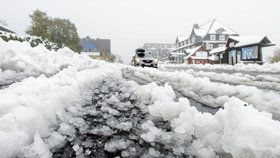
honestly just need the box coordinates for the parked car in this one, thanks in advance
[131,48,158,68]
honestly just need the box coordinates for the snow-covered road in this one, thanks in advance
[122,69,219,115]
[2,40,280,158]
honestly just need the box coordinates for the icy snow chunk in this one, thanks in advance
[171,111,195,135]
[72,144,84,157]
[106,95,120,104]
[106,117,133,131]
[149,98,190,121]
[189,139,216,158]
[45,131,66,150]
[150,83,176,102]
[21,132,52,158]
[117,122,133,131]
[104,139,131,152]
[148,148,161,157]
[57,122,76,138]
[89,125,115,136]
[216,97,280,158]
[100,106,120,116]
[141,120,162,142]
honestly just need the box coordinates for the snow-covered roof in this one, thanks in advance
[208,55,216,61]
[172,43,194,52]
[170,52,186,56]
[228,36,273,48]
[177,36,188,42]
[0,25,14,33]
[190,56,209,60]
[185,46,201,54]
[193,20,213,37]
[193,19,238,37]
[209,46,226,54]
[183,46,202,59]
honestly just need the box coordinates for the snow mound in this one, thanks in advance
[141,82,280,158]
[0,40,103,87]
[0,40,120,157]
[127,66,280,117]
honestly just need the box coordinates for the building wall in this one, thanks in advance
[80,37,111,55]
[93,39,111,55]
[143,43,174,60]
[81,37,98,52]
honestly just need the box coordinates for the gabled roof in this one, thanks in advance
[227,36,275,48]
[192,19,238,38]
[209,46,227,54]
[183,46,202,59]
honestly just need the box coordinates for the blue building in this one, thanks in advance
[80,36,111,55]
[81,36,99,52]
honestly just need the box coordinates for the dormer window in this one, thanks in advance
[210,35,216,41]
[219,35,226,41]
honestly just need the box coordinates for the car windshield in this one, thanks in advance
[137,52,153,58]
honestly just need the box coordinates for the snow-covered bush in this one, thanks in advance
[0,31,59,51]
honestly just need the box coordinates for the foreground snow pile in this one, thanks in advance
[0,40,121,157]
[1,39,280,158]
[139,83,280,158]
[162,63,280,74]
[127,67,280,118]
[0,39,100,87]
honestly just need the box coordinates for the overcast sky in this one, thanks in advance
[1,0,279,63]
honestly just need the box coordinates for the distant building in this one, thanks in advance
[172,19,275,65]
[183,45,212,64]
[142,43,175,61]
[173,19,239,54]
[210,36,275,65]
[80,36,111,55]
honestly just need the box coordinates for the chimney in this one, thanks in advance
[193,24,199,29]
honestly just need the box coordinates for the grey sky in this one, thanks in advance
[1,0,279,63]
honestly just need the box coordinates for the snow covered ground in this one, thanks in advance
[126,67,280,119]
[1,39,280,158]
[165,69,280,92]
[161,63,280,74]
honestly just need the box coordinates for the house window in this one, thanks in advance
[219,35,226,41]
[218,44,225,47]
[206,44,213,50]
[191,36,195,43]
[210,35,216,41]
